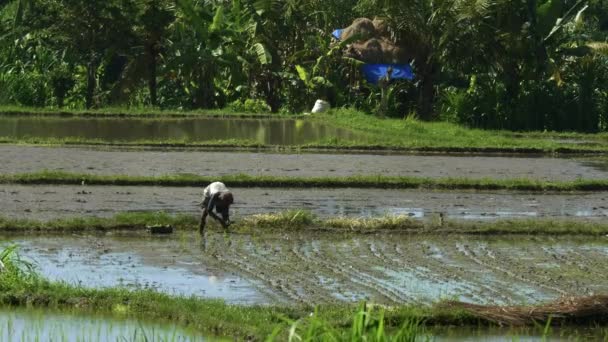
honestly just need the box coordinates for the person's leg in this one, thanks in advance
[199,208,208,234]
[214,192,233,229]
[199,196,211,234]
[206,193,227,227]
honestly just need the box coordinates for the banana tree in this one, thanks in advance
[169,0,237,108]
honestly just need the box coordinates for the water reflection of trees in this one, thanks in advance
[0,117,363,144]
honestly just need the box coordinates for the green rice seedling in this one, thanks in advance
[325,215,422,231]
[242,210,316,229]
[540,316,553,342]
[0,245,36,285]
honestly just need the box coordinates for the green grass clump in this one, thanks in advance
[267,304,428,342]
[3,170,608,191]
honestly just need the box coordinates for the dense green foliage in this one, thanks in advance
[1,0,607,131]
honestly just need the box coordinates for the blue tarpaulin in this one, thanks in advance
[332,29,344,40]
[362,64,414,84]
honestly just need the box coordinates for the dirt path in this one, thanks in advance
[2,145,607,180]
[5,232,607,305]
[2,185,608,221]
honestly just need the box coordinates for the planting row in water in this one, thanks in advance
[1,211,608,235]
[4,170,608,192]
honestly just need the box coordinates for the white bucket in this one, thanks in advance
[311,99,330,113]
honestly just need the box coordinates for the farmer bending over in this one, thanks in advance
[200,181,234,233]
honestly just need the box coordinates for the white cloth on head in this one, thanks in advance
[203,182,229,200]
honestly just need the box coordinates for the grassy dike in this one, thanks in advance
[1,107,607,154]
[3,170,608,191]
[2,211,608,235]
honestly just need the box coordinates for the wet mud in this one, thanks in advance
[3,232,607,306]
[2,185,608,221]
[2,146,608,181]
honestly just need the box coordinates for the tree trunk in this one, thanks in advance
[86,56,97,109]
[417,61,436,121]
[261,70,281,113]
[147,43,158,107]
[193,67,214,109]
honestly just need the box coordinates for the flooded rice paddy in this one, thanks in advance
[0,116,361,145]
[2,185,608,221]
[3,232,607,306]
[0,308,205,341]
[2,145,608,181]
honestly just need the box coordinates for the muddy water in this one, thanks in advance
[0,308,206,341]
[2,146,608,181]
[2,234,266,304]
[3,232,607,306]
[2,185,608,221]
[0,116,361,145]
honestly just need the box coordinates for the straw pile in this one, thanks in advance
[443,295,608,326]
[340,18,413,64]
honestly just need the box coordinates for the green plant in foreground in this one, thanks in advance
[267,304,428,342]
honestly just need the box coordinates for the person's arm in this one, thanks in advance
[208,211,228,228]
